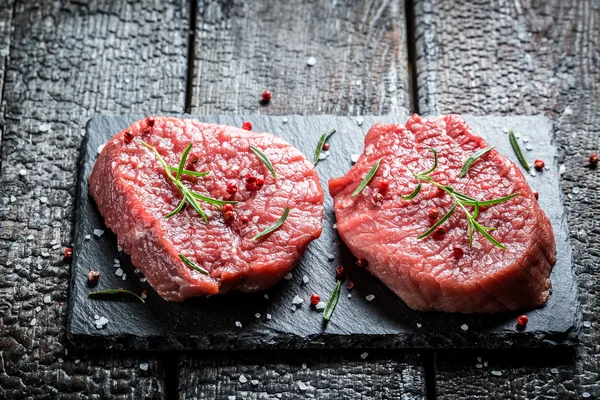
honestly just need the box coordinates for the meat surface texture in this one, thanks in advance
[329,114,556,313]
[89,117,324,301]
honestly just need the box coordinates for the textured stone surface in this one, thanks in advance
[70,114,577,352]
[178,350,425,399]
[0,1,188,398]
[414,0,598,398]
[191,0,410,116]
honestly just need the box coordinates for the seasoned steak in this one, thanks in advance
[89,117,323,301]
[329,114,555,313]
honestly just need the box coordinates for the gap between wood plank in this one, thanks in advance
[185,0,198,114]
[0,0,16,171]
[404,0,420,116]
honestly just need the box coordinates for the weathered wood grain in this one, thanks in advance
[414,0,599,398]
[179,350,426,399]
[0,0,14,147]
[0,0,189,398]
[191,0,411,116]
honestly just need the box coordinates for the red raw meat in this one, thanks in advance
[90,117,323,301]
[329,115,555,313]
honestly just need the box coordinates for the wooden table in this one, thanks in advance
[0,1,596,398]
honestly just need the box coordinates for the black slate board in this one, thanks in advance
[67,115,579,351]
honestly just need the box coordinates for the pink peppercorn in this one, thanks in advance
[262,90,272,102]
[534,159,545,171]
[355,258,368,268]
[242,122,252,131]
[310,294,320,305]
[428,207,439,220]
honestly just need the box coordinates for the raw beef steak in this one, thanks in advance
[89,117,324,301]
[329,114,556,313]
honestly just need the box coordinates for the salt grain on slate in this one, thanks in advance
[97,144,105,154]
[39,123,51,132]
[35,306,41,312]
[318,151,330,160]
[298,381,309,391]
[239,374,248,383]
[40,197,48,203]
[43,295,52,304]
[525,144,533,151]
[85,234,91,240]
[228,396,236,400]
[327,253,334,261]
[140,277,146,283]
[302,363,307,369]
[416,323,422,328]
[255,313,261,319]
[283,117,289,124]
[365,294,375,301]
[134,269,140,274]
[583,321,591,328]
[235,321,242,328]
[75,359,80,364]
[550,368,559,374]
[460,324,469,331]
[351,154,360,163]
[356,117,365,126]
[292,295,304,305]
[583,392,591,398]
[476,364,483,369]
[250,380,259,386]
[58,358,63,363]
[360,352,369,359]
[302,275,309,284]
[138,363,149,371]
[93,229,104,238]
[491,370,502,377]
[503,127,509,133]
[264,294,269,299]
[121,273,127,281]
[291,305,297,312]
[10,195,16,203]
[266,314,272,320]
[19,169,27,176]
[115,268,123,277]
[94,314,100,320]
[284,272,293,280]
[347,294,352,299]
[30,318,37,326]
[315,301,326,310]
[306,56,316,66]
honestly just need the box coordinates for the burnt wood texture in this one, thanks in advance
[0,1,189,398]
[414,0,598,398]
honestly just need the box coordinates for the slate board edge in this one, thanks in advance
[67,114,580,351]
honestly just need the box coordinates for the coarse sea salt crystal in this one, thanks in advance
[360,352,369,359]
[491,370,502,377]
[58,358,63,363]
[97,144,105,154]
[298,381,309,391]
[583,321,591,328]
[30,318,37,326]
[302,276,309,284]
[306,56,316,66]
[122,273,127,280]
[39,123,51,132]
[416,323,422,328]
[114,259,120,265]
[140,277,146,283]
[351,154,360,163]
[525,144,533,151]
[315,301,326,311]
[115,268,123,277]
[27,235,34,241]
[460,324,469,331]
[235,321,242,328]
[43,295,52,304]
[327,253,335,261]
[347,294,352,299]
[19,169,27,176]
[10,195,16,203]
[283,117,289,124]
[85,235,91,240]
[292,295,304,305]
[134,269,140,274]
[550,368,559,374]
[40,197,48,203]
[239,374,247,383]
[356,117,365,126]
[139,363,149,371]
[264,294,269,299]
[35,306,41,312]
[365,294,375,302]
[302,363,307,369]
[318,151,329,160]
[250,380,259,386]
[291,305,297,312]
[476,363,483,369]
[266,314,272,320]
[228,396,236,400]
[75,359,81,364]
[284,272,293,280]
[255,313,261,319]
[93,229,104,238]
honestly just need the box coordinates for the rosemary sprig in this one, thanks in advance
[322,280,341,322]
[509,130,530,172]
[89,289,145,303]
[460,146,495,178]
[250,145,277,180]
[167,166,210,177]
[142,141,233,222]
[401,148,519,249]
[313,128,336,165]
[251,207,290,242]
[178,254,208,275]
[351,158,382,198]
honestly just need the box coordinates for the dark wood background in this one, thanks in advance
[0,0,596,398]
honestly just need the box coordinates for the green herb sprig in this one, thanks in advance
[141,141,237,222]
[313,128,336,165]
[178,254,208,275]
[250,145,277,180]
[509,130,530,172]
[401,148,519,249]
[323,280,341,322]
[351,158,383,198]
[89,289,145,303]
[252,207,289,242]
[459,146,495,178]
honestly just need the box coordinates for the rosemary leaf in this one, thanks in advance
[176,142,194,180]
[460,192,520,207]
[322,280,342,322]
[459,146,495,178]
[183,189,208,223]
[252,207,290,242]
[473,220,506,249]
[351,158,382,198]
[141,141,176,181]
[401,180,422,200]
[313,128,336,165]
[167,166,210,177]
[189,192,238,206]
[509,129,530,171]
[417,203,457,239]
[421,148,439,175]
[165,197,186,218]
[250,145,277,180]
[89,289,145,303]
[178,254,209,275]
